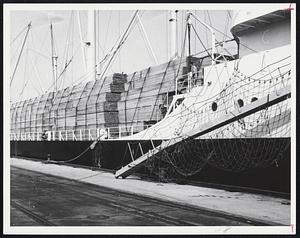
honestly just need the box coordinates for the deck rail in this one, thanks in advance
[10,124,152,141]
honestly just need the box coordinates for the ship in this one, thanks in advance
[10,6,293,192]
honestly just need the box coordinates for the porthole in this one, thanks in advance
[212,102,217,111]
[251,97,258,103]
[237,99,244,108]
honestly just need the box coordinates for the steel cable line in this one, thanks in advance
[118,10,121,72]
[92,10,143,80]
[194,12,259,54]
[166,11,168,60]
[27,29,46,94]
[132,14,190,142]
[103,10,112,52]
[190,23,213,60]
[45,38,88,92]
[58,11,75,90]
[10,24,28,46]
[10,22,31,87]
[19,48,29,100]
[98,10,139,80]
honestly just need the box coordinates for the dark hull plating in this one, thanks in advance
[10,138,291,193]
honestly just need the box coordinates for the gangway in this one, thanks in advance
[115,85,291,179]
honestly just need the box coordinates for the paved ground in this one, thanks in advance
[10,157,291,225]
[11,166,263,226]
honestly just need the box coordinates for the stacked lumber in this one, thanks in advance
[116,56,212,129]
[10,102,18,134]
[9,73,127,136]
[10,102,17,134]
[10,56,211,140]
[117,59,182,128]
[17,102,25,134]
[24,98,34,133]
[43,92,55,131]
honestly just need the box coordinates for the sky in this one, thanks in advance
[9,9,236,103]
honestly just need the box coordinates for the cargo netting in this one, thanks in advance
[142,57,291,180]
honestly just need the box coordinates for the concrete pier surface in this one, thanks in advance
[10,157,290,226]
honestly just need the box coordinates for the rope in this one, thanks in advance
[49,134,103,164]
[56,145,91,163]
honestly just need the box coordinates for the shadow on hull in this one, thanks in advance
[10,138,290,193]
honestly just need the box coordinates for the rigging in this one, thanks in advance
[10,22,31,87]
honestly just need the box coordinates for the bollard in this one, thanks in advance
[47,154,51,163]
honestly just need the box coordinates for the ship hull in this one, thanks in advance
[10,137,290,193]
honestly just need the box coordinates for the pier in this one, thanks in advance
[11,157,290,226]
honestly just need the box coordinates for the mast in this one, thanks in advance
[187,13,191,57]
[169,10,177,60]
[94,10,97,77]
[50,23,58,92]
[50,23,58,130]
[175,10,179,55]
[85,10,96,82]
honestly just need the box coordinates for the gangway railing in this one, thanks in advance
[175,69,204,95]
[115,85,291,179]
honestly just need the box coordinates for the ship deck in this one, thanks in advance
[9,157,291,227]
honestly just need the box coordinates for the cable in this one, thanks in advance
[175,16,188,81]
[204,11,209,47]
[137,16,155,64]
[194,12,258,54]
[118,10,121,72]
[103,10,112,52]
[166,10,168,60]
[191,24,213,60]
[194,10,197,54]
[99,10,139,80]
[10,24,28,46]
[223,13,229,43]
[10,22,31,87]
[19,48,29,100]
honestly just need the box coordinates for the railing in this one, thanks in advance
[176,70,204,95]
[10,124,153,141]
